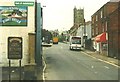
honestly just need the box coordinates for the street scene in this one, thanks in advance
[43,43,119,80]
[0,0,120,82]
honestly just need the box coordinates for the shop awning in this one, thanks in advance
[95,32,106,42]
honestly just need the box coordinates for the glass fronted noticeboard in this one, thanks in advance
[8,37,22,59]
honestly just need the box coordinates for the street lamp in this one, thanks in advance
[42,5,46,29]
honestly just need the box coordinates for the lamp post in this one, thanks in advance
[35,3,46,66]
[42,5,46,29]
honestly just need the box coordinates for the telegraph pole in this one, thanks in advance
[83,19,87,48]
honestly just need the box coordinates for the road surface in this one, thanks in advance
[43,43,118,80]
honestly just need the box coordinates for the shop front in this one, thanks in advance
[94,32,108,55]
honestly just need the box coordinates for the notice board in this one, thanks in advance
[8,37,22,59]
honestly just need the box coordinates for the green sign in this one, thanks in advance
[15,1,34,6]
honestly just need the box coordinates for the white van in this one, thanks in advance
[69,36,82,50]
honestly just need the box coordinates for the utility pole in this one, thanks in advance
[83,19,87,48]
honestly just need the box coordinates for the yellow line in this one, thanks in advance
[81,52,120,68]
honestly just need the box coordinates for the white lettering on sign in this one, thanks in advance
[2,18,21,24]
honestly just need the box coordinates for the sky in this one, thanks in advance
[10,0,111,31]
[38,0,110,31]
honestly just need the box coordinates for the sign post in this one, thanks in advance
[14,1,34,6]
[8,37,23,80]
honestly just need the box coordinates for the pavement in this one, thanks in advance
[1,66,43,81]
[83,49,120,67]
[62,42,119,67]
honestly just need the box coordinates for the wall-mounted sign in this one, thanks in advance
[8,37,22,59]
[0,6,27,26]
[15,1,34,6]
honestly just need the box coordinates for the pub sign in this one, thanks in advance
[0,6,27,26]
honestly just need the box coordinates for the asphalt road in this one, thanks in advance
[43,43,118,80]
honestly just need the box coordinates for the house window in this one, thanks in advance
[100,11,103,18]
[96,27,98,34]
[103,28,104,32]
[92,17,94,24]
[105,21,108,31]
[92,28,94,36]
[102,26,104,32]
[96,24,98,34]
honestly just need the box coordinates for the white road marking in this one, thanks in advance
[94,72,98,74]
[104,66,110,69]
[42,56,47,82]
[98,59,103,61]
[12,70,15,73]
[77,60,80,62]
[81,52,120,68]
[91,66,94,68]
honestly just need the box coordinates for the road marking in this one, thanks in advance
[61,47,63,49]
[104,66,110,69]
[94,72,98,74]
[12,70,15,73]
[81,52,120,68]
[91,66,94,68]
[77,60,80,62]
[98,59,103,61]
[42,56,47,82]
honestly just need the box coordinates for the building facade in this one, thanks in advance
[76,21,92,48]
[0,1,38,66]
[107,3,120,59]
[84,21,92,50]
[91,1,119,59]
[85,21,92,39]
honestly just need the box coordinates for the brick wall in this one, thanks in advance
[92,2,119,37]
[108,4,119,58]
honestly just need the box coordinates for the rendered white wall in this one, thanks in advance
[0,1,35,66]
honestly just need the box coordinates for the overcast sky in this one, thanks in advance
[12,0,111,31]
[38,0,110,31]
[5,0,119,31]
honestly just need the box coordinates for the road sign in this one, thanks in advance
[8,37,22,59]
[14,1,34,6]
